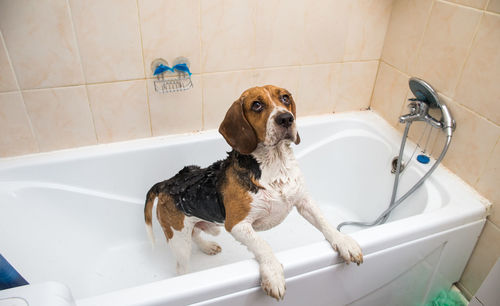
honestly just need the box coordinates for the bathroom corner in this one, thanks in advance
[370,0,500,299]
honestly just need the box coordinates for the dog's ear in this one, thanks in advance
[219,100,258,154]
[289,95,301,145]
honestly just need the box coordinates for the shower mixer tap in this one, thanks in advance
[399,100,442,128]
[399,78,456,137]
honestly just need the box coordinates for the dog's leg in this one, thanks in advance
[166,221,195,275]
[195,220,221,236]
[192,225,222,255]
[230,222,285,301]
[295,197,363,265]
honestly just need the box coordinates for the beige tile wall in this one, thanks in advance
[0,0,393,157]
[374,0,500,298]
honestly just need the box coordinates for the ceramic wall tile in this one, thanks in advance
[381,0,433,72]
[475,140,500,226]
[23,86,96,151]
[201,0,255,73]
[487,0,500,13]
[0,0,84,89]
[0,33,17,92]
[344,0,393,61]
[410,1,482,97]
[255,0,304,68]
[302,0,350,64]
[440,99,500,186]
[336,61,379,112]
[0,92,38,156]
[371,62,409,125]
[455,13,500,125]
[70,0,144,83]
[87,80,150,143]
[139,0,200,77]
[297,64,342,116]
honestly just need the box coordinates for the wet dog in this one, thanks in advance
[144,85,363,300]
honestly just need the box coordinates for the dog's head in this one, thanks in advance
[219,85,300,154]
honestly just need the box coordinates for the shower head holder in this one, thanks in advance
[409,77,441,109]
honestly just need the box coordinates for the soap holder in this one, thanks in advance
[152,57,193,94]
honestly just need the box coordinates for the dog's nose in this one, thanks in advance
[275,112,294,128]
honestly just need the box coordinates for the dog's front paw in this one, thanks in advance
[331,234,363,265]
[260,261,286,301]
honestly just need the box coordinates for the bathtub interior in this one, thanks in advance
[0,113,449,299]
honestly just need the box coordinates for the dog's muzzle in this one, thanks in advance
[274,112,297,142]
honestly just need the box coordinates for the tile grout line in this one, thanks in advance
[65,0,99,144]
[0,29,40,153]
[135,0,153,137]
[485,0,492,11]
[367,60,382,111]
[380,59,411,78]
[451,10,484,99]
[439,0,500,15]
[484,9,500,17]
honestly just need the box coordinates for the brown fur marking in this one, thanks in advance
[250,175,265,190]
[219,100,258,154]
[144,191,155,226]
[156,193,185,240]
[221,166,253,232]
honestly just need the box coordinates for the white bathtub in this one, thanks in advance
[0,111,488,306]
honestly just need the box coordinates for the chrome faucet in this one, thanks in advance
[399,78,456,137]
[399,99,442,128]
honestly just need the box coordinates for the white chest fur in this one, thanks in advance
[249,142,305,231]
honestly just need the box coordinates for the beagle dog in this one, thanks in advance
[144,85,363,300]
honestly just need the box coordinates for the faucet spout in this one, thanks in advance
[399,113,420,124]
[399,100,429,124]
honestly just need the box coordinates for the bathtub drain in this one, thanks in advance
[391,157,405,174]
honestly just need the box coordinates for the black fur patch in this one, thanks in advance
[151,150,261,224]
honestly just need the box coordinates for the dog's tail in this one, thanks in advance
[144,183,161,248]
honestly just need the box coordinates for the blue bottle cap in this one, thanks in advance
[417,154,430,164]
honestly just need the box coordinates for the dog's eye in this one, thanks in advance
[280,95,290,106]
[252,101,264,112]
